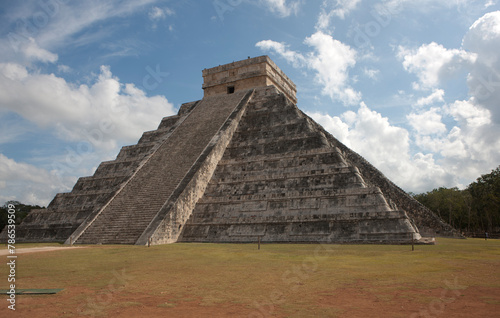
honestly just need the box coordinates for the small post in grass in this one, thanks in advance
[411,233,415,251]
[258,236,261,250]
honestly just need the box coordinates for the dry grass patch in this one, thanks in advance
[0,239,498,317]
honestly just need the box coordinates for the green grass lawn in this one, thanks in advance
[1,239,499,317]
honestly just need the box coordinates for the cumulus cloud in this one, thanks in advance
[255,40,306,67]
[257,31,361,105]
[0,63,176,149]
[407,108,447,135]
[462,10,500,123]
[398,42,476,90]
[346,103,410,171]
[0,154,73,206]
[396,11,500,185]
[415,89,445,107]
[445,99,492,128]
[305,31,361,105]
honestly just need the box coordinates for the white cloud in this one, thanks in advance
[0,154,72,206]
[20,37,58,63]
[408,152,453,192]
[0,1,176,206]
[415,89,445,107]
[416,126,476,161]
[330,0,362,19]
[0,63,28,81]
[411,98,497,183]
[485,1,495,9]
[255,40,306,67]
[304,31,361,105]
[462,10,500,123]
[445,99,491,128]
[363,68,380,80]
[260,0,300,17]
[398,42,476,90]
[348,103,410,168]
[395,11,500,186]
[0,63,176,150]
[257,31,361,105]
[317,0,362,30]
[407,108,447,135]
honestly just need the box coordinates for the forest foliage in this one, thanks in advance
[413,166,500,233]
[0,201,44,232]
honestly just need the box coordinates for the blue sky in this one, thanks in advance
[1,0,499,206]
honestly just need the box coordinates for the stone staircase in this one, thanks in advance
[74,90,253,244]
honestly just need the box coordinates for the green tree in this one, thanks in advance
[0,201,44,232]
[468,166,500,232]
[414,187,469,230]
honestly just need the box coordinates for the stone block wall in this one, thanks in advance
[202,56,297,104]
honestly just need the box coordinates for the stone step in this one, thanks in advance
[218,147,346,165]
[211,166,361,184]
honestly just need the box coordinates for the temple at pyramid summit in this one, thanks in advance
[3,56,460,245]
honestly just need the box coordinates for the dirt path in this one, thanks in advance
[6,283,498,317]
[0,246,84,256]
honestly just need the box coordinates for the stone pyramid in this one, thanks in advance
[7,56,458,245]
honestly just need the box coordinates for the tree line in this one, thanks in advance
[413,166,500,234]
[0,201,44,232]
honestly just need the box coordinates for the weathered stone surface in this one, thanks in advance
[178,86,423,243]
[3,55,460,245]
[203,56,297,104]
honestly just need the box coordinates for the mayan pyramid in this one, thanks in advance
[5,56,458,245]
